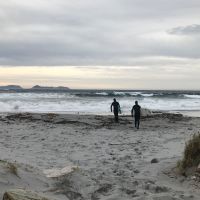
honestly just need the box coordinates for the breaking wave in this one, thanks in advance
[0,90,200,114]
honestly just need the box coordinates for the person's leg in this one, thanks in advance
[114,111,118,122]
[116,115,118,122]
[135,116,140,129]
[116,112,118,122]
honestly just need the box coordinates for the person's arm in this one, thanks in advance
[110,103,113,112]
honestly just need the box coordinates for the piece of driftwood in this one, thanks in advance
[3,189,49,200]
[43,166,78,178]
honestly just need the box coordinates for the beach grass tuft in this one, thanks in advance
[7,162,18,176]
[178,132,200,173]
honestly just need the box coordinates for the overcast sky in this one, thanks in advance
[0,0,200,89]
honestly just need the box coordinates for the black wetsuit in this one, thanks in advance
[111,101,120,122]
[132,105,141,129]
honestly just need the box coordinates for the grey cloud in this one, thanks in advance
[0,0,200,66]
[168,24,200,35]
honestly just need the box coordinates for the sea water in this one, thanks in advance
[0,90,200,116]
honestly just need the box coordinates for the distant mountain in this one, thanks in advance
[0,85,70,92]
[0,85,23,90]
[31,85,70,90]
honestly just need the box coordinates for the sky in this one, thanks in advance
[0,0,200,89]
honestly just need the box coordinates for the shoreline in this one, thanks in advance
[0,112,200,199]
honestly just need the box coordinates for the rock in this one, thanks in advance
[121,188,137,197]
[144,182,150,190]
[191,175,197,180]
[91,184,113,200]
[151,158,159,164]
[154,185,169,193]
[3,189,49,200]
[134,169,140,174]
[196,163,200,173]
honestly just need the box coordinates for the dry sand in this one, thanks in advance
[0,112,200,200]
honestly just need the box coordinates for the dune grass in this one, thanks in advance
[0,160,18,176]
[7,162,18,176]
[177,133,200,173]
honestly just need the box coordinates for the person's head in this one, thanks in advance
[113,98,116,102]
[135,101,138,105]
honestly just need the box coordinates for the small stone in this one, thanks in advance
[151,158,159,163]
[196,163,200,173]
[134,169,140,174]
[154,185,169,193]
[133,180,139,186]
[191,176,196,180]
[144,183,150,190]
[179,177,185,183]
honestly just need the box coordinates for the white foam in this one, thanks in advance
[113,91,126,96]
[184,94,200,99]
[0,92,200,114]
[140,93,154,97]
[95,92,108,96]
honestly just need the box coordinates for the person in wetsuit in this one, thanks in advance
[111,98,121,122]
[131,101,141,129]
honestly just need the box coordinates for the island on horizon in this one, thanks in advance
[0,85,70,92]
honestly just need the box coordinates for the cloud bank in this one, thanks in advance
[0,0,200,66]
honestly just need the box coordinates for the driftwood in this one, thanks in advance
[3,189,49,200]
[43,166,78,178]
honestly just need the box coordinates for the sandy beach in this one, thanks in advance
[0,112,200,200]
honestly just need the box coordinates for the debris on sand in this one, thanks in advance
[3,189,49,200]
[43,166,78,178]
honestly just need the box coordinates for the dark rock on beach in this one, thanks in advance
[151,158,159,164]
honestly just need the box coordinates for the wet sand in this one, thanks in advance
[0,112,200,200]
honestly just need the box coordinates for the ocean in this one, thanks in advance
[0,90,200,116]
